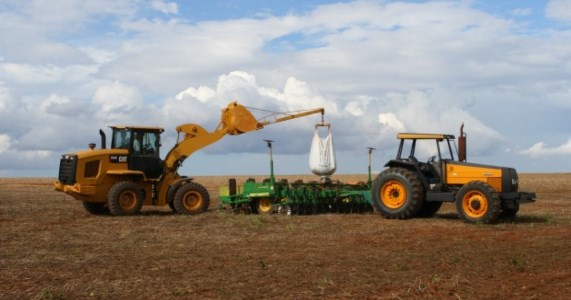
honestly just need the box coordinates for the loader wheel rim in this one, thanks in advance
[462,191,488,218]
[381,180,407,209]
[182,191,203,211]
[258,198,272,213]
[119,190,137,210]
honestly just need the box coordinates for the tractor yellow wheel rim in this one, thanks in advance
[381,180,406,209]
[462,191,488,219]
[182,191,203,211]
[119,190,137,210]
[258,198,273,213]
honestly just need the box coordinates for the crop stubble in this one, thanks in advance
[0,174,570,299]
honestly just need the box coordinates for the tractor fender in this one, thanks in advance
[166,176,192,204]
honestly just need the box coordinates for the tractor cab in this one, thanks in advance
[389,133,460,185]
[110,126,165,179]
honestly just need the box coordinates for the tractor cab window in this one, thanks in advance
[112,129,132,149]
[438,139,455,161]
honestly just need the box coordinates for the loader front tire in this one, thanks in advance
[173,182,210,215]
[108,182,144,216]
[372,167,424,219]
[456,181,501,224]
[82,201,109,215]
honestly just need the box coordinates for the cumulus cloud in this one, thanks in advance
[92,81,144,121]
[521,140,571,157]
[1,1,571,175]
[151,1,179,14]
[0,134,11,153]
[546,0,571,23]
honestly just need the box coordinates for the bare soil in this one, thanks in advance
[1,174,570,299]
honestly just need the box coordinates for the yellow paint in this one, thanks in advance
[446,162,503,192]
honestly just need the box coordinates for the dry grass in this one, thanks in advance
[0,174,570,299]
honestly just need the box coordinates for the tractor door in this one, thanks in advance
[129,130,164,179]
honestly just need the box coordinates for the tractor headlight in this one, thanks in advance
[512,178,518,186]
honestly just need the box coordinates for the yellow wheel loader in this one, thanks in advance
[54,101,324,216]
[371,125,536,224]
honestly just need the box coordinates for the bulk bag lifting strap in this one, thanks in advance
[309,124,336,176]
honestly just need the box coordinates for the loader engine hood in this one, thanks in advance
[57,148,128,185]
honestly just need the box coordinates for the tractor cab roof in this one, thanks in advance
[110,125,164,133]
[397,133,455,140]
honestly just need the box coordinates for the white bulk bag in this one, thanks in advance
[309,125,336,176]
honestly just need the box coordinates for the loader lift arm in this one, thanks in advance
[163,101,324,171]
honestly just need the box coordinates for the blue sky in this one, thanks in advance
[0,0,570,177]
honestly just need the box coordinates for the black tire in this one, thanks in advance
[108,181,145,216]
[371,168,425,219]
[415,201,443,218]
[499,204,520,220]
[173,182,210,215]
[82,201,109,215]
[456,181,501,224]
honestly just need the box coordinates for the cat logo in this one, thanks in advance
[109,155,128,163]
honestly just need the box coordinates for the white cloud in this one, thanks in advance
[92,81,143,121]
[378,112,406,132]
[344,101,365,116]
[1,1,571,175]
[151,1,179,14]
[0,134,11,153]
[521,139,571,157]
[546,0,571,23]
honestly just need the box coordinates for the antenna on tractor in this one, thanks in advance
[264,139,275,185]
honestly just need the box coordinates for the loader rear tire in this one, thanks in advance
[173,182,210,215]
[372,167,424,219]
[456,181,501,224]
[82,201,109,215]
[108,181,144,216]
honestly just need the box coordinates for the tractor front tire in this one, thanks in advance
[108,181,145,216]
[173,182,210,215]
[83,201,110,215]
[372,167,424,219]
[456,181,501,224]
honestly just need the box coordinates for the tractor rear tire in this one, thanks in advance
[371,167,424,219]
[108,181,145,216]
[82,201,109,215]
[456,181,501,224]
[173,182,210,215]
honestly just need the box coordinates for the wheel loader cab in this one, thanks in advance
[110,126,165,179]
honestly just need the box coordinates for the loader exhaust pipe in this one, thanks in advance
[458,123,466,162]
[99,129,106,149]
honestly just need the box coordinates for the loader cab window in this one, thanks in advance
[131,131,160,156]
[112,129,132,149]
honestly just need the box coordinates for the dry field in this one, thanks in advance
[1,174,570,299]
